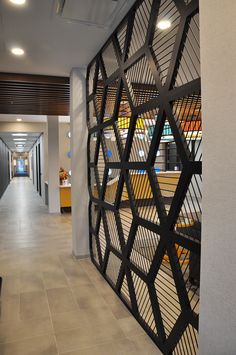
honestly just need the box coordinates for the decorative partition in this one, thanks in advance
[87,0,201,353]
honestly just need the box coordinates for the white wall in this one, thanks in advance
[47,116,60,213]
[199,1,236,354]
[39,134,45,200]
[59,123,71,172]
[70,68,89,257]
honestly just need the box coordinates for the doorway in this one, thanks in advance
[14,156,29,177]
[16,158,27,175]
[37,143,42,196]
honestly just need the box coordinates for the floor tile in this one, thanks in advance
[0,334,58,355]
[20,291,50,320]
[55,323,125,354]
[1,274,21,296]
[71,284,108,310]
[108,299,131,320]
[47,287,78,314]
[129,333,162,354]
[0,316,53,344]
[51,310,88,333]
[20,271,44,293]
[62,338,141,355]
[0,178,158,355]
[43,270,68,289]
[0,294,20,323]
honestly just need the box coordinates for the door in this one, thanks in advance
[36,145,39,192]
[38,143,41,196]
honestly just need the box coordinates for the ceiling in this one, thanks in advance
[0,131,41,152]
[0,73,70,115]
[0,0,136,76]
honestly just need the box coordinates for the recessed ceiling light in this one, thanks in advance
[9,0,26,5]
[157,20,171,30]
[16,144,24,147]
[11,47,24,56]
[13,138,27,141]
[16,118,22,121]
[12,133,28,136]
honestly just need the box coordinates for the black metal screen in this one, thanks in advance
[86,0,201,353]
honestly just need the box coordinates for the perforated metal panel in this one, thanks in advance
[87,0,201,353]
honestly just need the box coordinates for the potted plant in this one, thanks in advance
[59,167,69,185]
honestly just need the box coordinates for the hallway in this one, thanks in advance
[0,178,159,355]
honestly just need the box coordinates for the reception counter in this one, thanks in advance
[45,181,71,211]
[59,183,71,209]
[94,171,181,204]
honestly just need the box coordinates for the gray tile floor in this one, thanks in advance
[0,178,161,355]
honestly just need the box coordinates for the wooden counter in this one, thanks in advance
[94,171,181,203]
[60,184,71,208]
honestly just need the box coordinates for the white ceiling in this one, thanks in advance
[0,114,70,122]
[0,131,41,152]
[0,0,136,76]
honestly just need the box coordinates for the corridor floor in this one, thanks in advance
[0,178,160,355]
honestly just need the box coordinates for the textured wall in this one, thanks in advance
[199,0,236,354]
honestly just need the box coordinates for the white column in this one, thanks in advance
[70,68,89,258]
[47,116,60,213]
[199,1,236,354]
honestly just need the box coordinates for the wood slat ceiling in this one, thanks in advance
[0,73,70,116]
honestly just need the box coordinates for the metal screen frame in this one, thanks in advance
[86,0,201,353]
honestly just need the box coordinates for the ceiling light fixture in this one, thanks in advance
[13,138,27,141]
[9,0,26,5]
[16,118,22,121]
[157,20,171,30]
[11,47,24,56]
[12,133,28,136]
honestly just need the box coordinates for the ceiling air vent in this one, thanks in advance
[56,0,127,28]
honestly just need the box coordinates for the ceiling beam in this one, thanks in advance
[0,72,69,85]
[0,73,70,115]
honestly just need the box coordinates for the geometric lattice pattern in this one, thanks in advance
[87,0,201,353]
